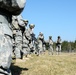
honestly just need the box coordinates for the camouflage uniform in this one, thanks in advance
[12,15,28,59]
[12,16,19,58]
[56,36,62,55]
[12,16,21,59]
[48,36,53,55]
[28,24,35,54]
[42,44,46,54]
[37,32,44,55]
[22,20,31,55]
[0,0,26,74]
[33,36,38,54]
[22,24,35,58]
[0,20,12,75]
[14,28,22,59]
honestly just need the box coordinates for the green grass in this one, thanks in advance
[11,52,76,75]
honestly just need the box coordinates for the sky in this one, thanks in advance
[22,0,76,42]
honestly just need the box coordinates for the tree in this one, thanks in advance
[61,41,69,52]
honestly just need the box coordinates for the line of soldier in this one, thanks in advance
[0,10,62,75]
[48,36,62,55]
[12,15,47,60]
[0,0,62,74]
[12,16,62,59]
[12,15,36,61]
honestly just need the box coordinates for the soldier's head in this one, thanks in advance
[39,32,43,36]
[29,24,35,29]
[49,36,52,39]
[58,36,60,39]
[23,20,29,26]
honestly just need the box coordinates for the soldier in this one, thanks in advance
[56,36,62,55]
[0,0,26,75]
[37,32,44,56]
[30,33,37,53]
[28,24,35,54]
[22,20,30,57]
[48,36,53,55]
[23,28,31,58]
[12,16,18,60]
[23,24,35,58]
[12,15,28,60]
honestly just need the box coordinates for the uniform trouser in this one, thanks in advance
[43,46,46,52]
[14,35,22,59]
[38,45,43,55]
[14,42,22,59]
[56,45,61,55]
[48,45,53,55]
[0,34,12,75]
[34,44,38,54]
[22,46,30,55]
[29,42,34,53]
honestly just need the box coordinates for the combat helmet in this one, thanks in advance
[58,36,60,38]
[39,32,43,36]
[22,19,29,26]
[49,36,52,39]
[29,24,35,29]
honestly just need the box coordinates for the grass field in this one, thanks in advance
[11,52,76,75]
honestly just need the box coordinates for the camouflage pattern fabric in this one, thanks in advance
[48,38,53,55]
[56,36,62,55]
[37,33,44,55]
[0,24,12,75]
[14,30,22,58]
[26,26,35,53]
[0,0,26,74]
[22,32,30,55]
[22,29,31,55]
[43,44,46,53]
[0,0,26,15]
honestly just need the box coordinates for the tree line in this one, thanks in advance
[46,40,76,52]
